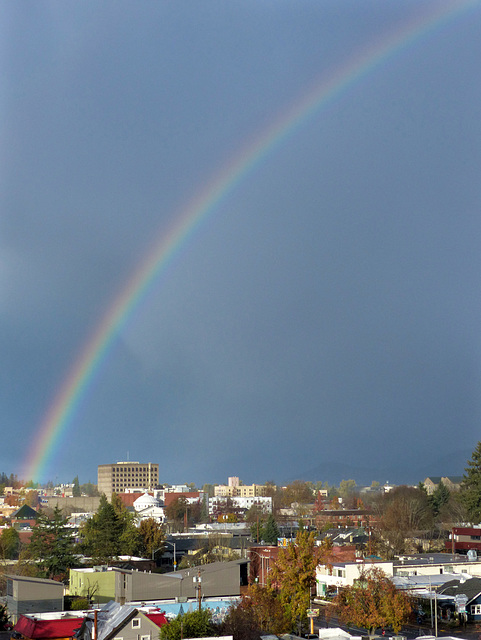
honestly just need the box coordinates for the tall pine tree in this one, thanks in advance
[79,494,124,563]
[461,441,481,522]
[262,515,280,545]
[28,506,76,579]
[72,476,81,497]
[79,494,142,562]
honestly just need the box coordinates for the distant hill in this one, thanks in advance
[286,447,472,487]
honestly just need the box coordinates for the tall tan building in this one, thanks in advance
[98,462,159,499]
[214,482,266,498]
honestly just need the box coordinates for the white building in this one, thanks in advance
[209,495,272,515]
[133,493,165,524]
[316,553,481,597]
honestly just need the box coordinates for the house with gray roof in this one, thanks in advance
[438,576,481,621]
[75,601,168,640]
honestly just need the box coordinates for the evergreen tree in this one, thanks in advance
[429,480,451,518]
[72,476,81,497]
[111,493,141,555]
[28,506,76,579]
[460,441,481,522]
[200,494,209,523]
[79,494,142,561]
[79,494,124,563]
[262,514,280,545]
[0,527,20,559]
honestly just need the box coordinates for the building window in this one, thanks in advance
[471,605,481,616]
[140,636,150,640]
[132,619,141,629]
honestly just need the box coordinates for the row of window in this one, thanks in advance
[112,482,152,488]
[111,466,157,473]
[113,472,157,476]
[113,474,154,478]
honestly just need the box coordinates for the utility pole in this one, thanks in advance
[194,569,202,611]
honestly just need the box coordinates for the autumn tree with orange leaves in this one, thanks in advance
[268,530,332,631]
[222,584,291,639]
[331,567,411,636]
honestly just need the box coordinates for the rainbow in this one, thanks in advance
[22,0,478,483]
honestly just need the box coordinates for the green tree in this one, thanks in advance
[461,441,481,522]
[79,494,124,563]
[80,494,142,561]
[261,514,280,545]
[429,480,451,518]
[202,484,215,498]
[80,482,99,497]
[268,530,330,631]
[200,494,210,523]
[111,493,141,555]
[72,476,81,497]
[27,506,76,579]
[70,598,90,610]
[138,518,165,559]
[0,527,20,559]
[160,609,217,640]
[331,568,411,636]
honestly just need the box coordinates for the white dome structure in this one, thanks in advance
[133,492,159,510]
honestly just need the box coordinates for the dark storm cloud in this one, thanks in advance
[1,1,481,485]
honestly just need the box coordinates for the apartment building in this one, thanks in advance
[209,495,272,515]
[214,482,266,498]
[98,462,159,499]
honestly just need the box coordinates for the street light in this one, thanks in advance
[152,546,163,561]
[164,540,177,571]
[249,550,269,586]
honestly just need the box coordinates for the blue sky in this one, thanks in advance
[2,1,481,487]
